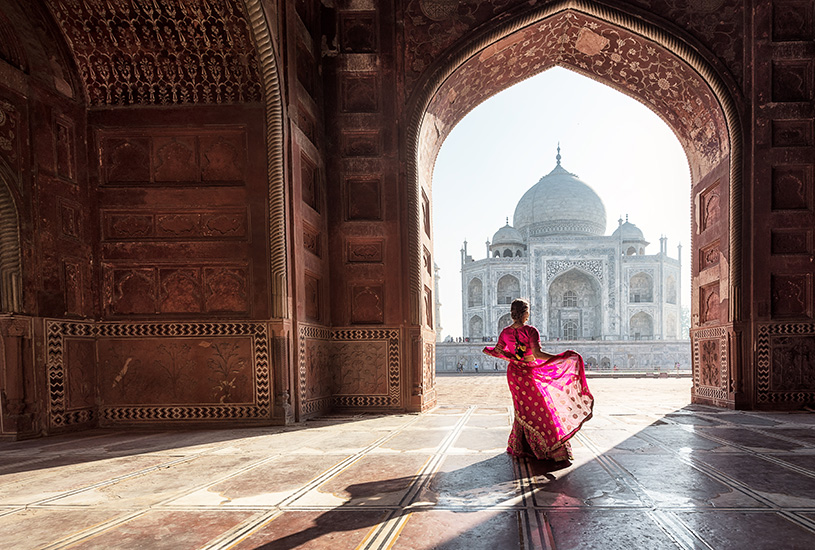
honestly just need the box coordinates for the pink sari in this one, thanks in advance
[484,325,594,461]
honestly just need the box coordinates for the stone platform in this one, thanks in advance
[1,378,814,549]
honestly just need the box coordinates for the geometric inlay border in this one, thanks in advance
[46,320,270,428]
[691,325,729,401]
[756,322,815,404]
[332,328,401,409]
[298,325,402,414]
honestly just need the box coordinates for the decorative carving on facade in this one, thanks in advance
[351,285,384,324]
[347,178,382,220]
[340,11,377,53]
[332,328,401,409]
[46,320,270,428]
[45,0,262,106]
[55,118,75,181]
[347,240,383,263]
[757,323,815,404]
[341,131,380,157]
[304,273,320,321]
[771,274,811,318]
[691,326,728,402]
[303,225,321,258]
[0,99,19,174]
[63,259,84,316]
[700,182,721,232]
[546,259,603,282]
[101,131,247,185]
[341,75,378,113]
[771,230,810,256]
[771,166,811,211]
[772,119,813,148]
[700,283,720,324]
[103,264,249,317]
[699,241,720,270]
[772,61,813,102]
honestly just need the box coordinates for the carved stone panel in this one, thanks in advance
[772,1,815,41]
[299,326,333,416]
[98,337,253,407]
[200,135,245,181]
[304,273,321,321]
[771,230,811,255]
[771,166,812,210]
[331,329,401,409]
[303,224,321,258]
[772,61,813,102]
[757,323,815,405]
[59,199,80,240]
[101,131,247,186]
[63,260,84,316]
[203,267,249,313]
[700,283,720,324]
[700,182,721,232]
[105,138,151,183]
[65,338,95,409]
[107,268,158,315]
[347,178,382,221]
[47,321,269,428]
[348,239,383,263]
[699,339,721,388]
[699,241,720,271]
[772,120,813,147]
[301,153,319,212]
[55,118,75,181]
[103,209,248,241]
[333,341,389,395]
[340,12,377,53]
[154,137,198,182]
[341,75,378,113]
[351,285,384,324]
[771,274,811,318]
[341,131,380,157]
[160,269,203,314]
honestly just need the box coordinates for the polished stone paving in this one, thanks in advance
[2,377,815,549]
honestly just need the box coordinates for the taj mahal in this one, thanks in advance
[436,149,691,372]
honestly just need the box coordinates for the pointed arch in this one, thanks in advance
[0,162,22,313]
[405,0,743,328]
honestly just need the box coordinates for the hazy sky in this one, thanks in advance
[432,66,691,338]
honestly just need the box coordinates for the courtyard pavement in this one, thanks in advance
[1,377,815,549]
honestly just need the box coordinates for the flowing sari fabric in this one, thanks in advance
[484,325,594,461]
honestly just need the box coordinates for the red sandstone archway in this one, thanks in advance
[405,0,743,410]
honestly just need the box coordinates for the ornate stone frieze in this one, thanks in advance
[45,0,262,106]
[546,259,604,282]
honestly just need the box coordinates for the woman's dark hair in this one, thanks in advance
[510,299,529,322]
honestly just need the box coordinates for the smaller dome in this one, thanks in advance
[612,219,645,242]
[492,220,524,245]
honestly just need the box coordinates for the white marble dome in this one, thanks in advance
[492,221,523,245]
[612,219,645,242]
[513,160,607,237]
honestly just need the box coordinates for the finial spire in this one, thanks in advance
[506,216,509,225]
[556,142,561,166]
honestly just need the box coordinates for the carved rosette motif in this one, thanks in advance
[46,321,270,428]
[757,323,815,404]
[45,0,262,106]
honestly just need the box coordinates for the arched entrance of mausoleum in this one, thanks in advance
[406,1,744,409]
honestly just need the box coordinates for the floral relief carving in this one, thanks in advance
[422,11,729,184]
[699,338,720,387]
[45,0,262,106]
[334,341,388,395]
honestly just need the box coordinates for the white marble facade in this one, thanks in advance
[458,152,684,346]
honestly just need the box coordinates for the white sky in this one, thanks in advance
[432,67,691,339]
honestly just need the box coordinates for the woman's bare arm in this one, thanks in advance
[532,347,555,361]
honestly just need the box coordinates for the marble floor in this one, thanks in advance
[2,377,815,549]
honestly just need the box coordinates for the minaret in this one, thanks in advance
[434,263,443,342]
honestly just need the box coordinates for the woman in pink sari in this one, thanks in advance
[484,299,593,462]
